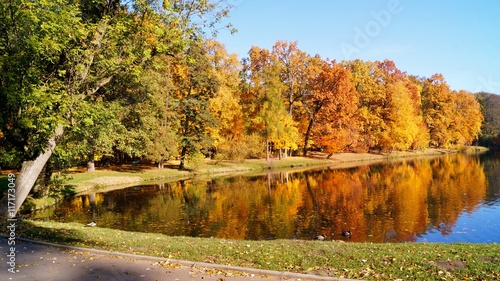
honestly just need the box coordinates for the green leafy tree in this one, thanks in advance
[243,46,298,161]
[174,41,219,169]
[344,60,386,151]
[0,0,89,216]
[0,0,234,216]
[61,99,124,172]
[477,92,500,146]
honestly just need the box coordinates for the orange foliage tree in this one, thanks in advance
[303,59,359,155]
[237,42,483,157]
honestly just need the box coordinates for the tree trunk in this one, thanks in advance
[0,126,63,217]
[303,116,315,156]
[265,136,270,162]
[87,160,95,173]
[43,160,54,188]
[179,146,187,170]
[303,102,323,157]
[87,148,95,172]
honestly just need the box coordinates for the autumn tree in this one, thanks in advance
[421,74,456,148]
[242,46,298,161]
[375,60,429,151]
[344,60,386,151]
[304,59,359,155]
[272,41,311,116]
[0,0,234,216]
[344,60,430,152]
[205,39,248,160]
[451,90,483,146]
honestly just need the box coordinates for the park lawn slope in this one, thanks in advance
[3,220,499,281]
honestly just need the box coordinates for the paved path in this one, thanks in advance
[0,238,360,281]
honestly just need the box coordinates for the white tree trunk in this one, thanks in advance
[87,160,95,172]
[0,126,63,217]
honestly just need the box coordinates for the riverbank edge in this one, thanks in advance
[67,146,489,193]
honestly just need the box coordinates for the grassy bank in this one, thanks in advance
[61,156,336,194]
[3,220,499,281]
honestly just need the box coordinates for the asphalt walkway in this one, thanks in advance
[0,237,361,281]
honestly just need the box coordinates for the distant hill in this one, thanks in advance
[477,92,500,146]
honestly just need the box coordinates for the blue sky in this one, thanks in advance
[214,0,500,93]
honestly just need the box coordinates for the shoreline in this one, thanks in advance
[2,146,489,212]
[69,146,489,194]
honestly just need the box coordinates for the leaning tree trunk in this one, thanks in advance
[303,102,323,156]
[0,126,63,217]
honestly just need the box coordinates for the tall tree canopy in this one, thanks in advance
[0,0,234,216]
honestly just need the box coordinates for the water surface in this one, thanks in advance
[36,152,500,243]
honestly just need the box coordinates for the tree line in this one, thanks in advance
[240,42,483,159]
[0,0,490,214]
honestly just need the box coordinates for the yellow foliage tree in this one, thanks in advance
[205,39,247,160]
[451,90,483,146]
[422,74,458,148]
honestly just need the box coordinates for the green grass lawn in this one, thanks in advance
[3,220,499,281]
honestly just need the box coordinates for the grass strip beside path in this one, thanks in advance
[3,220,499,281]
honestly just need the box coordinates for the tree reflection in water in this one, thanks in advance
[44,153,497,243]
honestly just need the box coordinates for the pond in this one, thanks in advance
[34,152,500,243]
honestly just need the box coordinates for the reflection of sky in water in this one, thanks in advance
[417,205,500,243]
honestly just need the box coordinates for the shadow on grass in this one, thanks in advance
[0,223,158,281]
[64,164,158,175]
[1,220,83,244]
